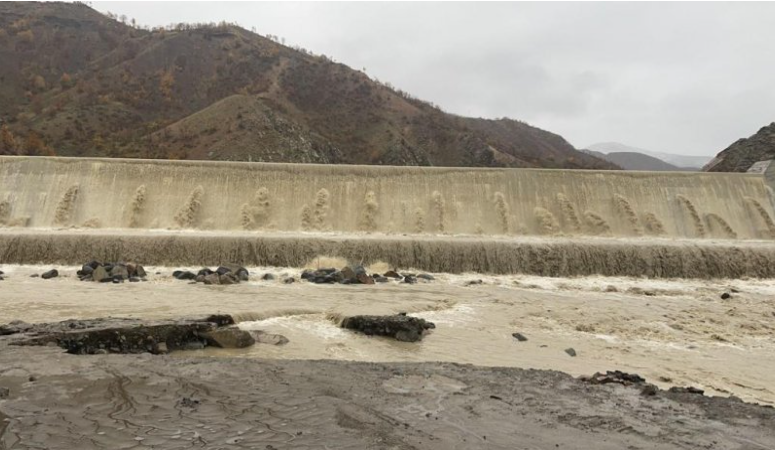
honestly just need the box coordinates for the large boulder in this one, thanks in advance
[204,327,255,348]
[41,269,59,280]
[340,266,356,282]
[6,315,242,354]
[92,265,110,282]
[340,314,435,342]
[173,270,197,280]
[251,330,289,345]
[219,273,239,285]
[203,273,221,285]
[110,265,129,281]
[356,273,375,285]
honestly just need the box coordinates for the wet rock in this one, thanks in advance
[564,348,577,357]
[721,292,731,300]
[312,271,338,284]
[216,266,232,276]
[283,277,296,284]
[604,285,618,293]
[203,273,221,285]
[219,273,239,285]
[195,274,206,283]
[403,275,417,284]
[80,265,94,276]
[374,276,389,283]
[236,268,249,281]
[356,273,375,285]
[92,265,110,282]
[203,314,236,326]
[0,387,8,398]
[261,273,276,281]
[466,279,483,286]
[0,320,33,336]
[9,316,239,355]
[340,314,435,342]
[29,274,39,278]
[383,270,402,279]
[112,276,123,284]
[586,370,645,385]
[204,327,255,348]
[301,270,314,280]
[417,273,435,281]
[512,332,528,342]
[251,330,290,345]
[174,270,197,280]
[641,385,658,396]
[668,386,705,395]
[85,260,101,270]
[197,268,214,277]
[110,265,129,280]
[129,277,140,283]
[340,266,356,281]
[178,397,201,409]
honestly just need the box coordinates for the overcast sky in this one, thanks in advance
[93,2,775,157]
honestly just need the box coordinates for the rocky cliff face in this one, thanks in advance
[705,123,775,172]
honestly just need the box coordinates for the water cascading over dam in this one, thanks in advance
[2,156,775,277]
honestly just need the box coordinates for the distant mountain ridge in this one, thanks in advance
[587,142,710,170]
[582,149,686,171]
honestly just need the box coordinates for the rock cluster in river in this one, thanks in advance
[173,265,249,285]
[3,315,260,354]
[77,261,147,283]
[340,314,436,342]
[301,266,434,285]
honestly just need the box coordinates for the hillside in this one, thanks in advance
[582,149,686,171]
[587,142,709,170]
[704,123,775,172]
[0,2,617,170]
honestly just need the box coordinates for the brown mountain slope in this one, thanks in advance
[704,123,775,172]
[0,2,618,169]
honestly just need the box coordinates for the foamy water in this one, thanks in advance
[3,156,775,239]
[1,264,774,405]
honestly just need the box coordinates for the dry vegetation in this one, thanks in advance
[0,2,618,170]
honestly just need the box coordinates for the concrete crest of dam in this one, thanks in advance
[3,156,775,278]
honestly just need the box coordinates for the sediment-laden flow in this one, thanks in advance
[1,156,774,239]
[3,230,775,279]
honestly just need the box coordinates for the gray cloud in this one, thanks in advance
[93,2,775,156]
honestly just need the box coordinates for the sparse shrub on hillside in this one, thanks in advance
[0,125,18,155]
[16,29,34,43]
[59,73,73,88]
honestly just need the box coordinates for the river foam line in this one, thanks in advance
[3,231,775,278]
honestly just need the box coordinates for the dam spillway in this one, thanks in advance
[2,156,775,238]
[2,156,775,278]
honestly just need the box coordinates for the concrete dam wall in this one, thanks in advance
[1,156,774,239]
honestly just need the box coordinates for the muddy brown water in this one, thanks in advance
[2,264,774,406]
